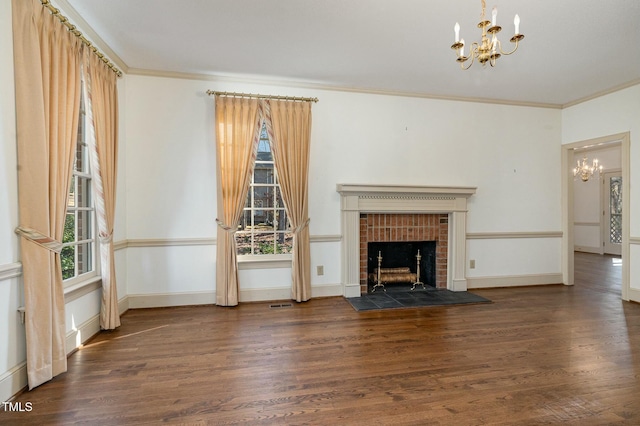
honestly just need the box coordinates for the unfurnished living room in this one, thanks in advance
[1,0,640,424]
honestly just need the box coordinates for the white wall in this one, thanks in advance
[122,74,563,300]
[114,75,128,308]
[562,84,640,299]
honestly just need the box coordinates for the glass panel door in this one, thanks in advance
[603,172,622,255]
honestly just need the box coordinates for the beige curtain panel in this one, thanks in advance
[214,96,262,306]
[85,52,121,330]
[12,0,83,389]
[264,101,313,302]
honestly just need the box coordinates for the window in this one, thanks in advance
[236,123,292,255]
[61,94,98,283]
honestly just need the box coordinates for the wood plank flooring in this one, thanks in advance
[3,252,639,425]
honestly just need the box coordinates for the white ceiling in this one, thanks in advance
[62,0,640,107]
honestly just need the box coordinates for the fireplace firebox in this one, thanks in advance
[367,241,436,292]
[359,212,448,294]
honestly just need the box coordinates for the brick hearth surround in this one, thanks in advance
[360,213,448,294]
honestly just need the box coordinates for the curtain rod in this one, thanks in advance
[40,0,123,78]
[206,90,318,103]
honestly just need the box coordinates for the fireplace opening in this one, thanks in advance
[367,241,436,293]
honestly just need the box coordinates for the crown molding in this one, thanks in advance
[53,0,129,73]
[562,79,640,109]
[127,68,563,109]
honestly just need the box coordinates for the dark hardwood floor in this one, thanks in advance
[574,252,623,295]
[3,252,639,425]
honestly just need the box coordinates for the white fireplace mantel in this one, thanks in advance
[336,184,477,297]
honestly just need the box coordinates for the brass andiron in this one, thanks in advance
[372,251,386,293]
[411,250,426,291]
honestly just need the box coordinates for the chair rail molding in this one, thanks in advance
[0,262,22,281]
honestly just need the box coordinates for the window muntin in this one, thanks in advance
[61,95,98,283]
[236,124,292,255]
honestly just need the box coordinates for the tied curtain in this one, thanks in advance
[12,0,83,388]
[84,52,120,330]
[214,97,313,305]
[215,96,262,306]
[263,101,312,302]
[12,0,121,388]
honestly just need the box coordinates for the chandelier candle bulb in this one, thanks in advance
[514,14,520,34]
[460,39,465,57]
[492,7,497,26]
[455,22,460,42]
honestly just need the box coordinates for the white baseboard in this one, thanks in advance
[451,279,468,292]
[575,246,603,254]
[240,283,343,302]
[65,315,101,355]
[119,296,129,315]
[343,283,361,298]
[127,291,216,309]
[467,273,563,289]
[0,362,27,403]
[239,288,287,302]
[628,287,640,303]
[310,283,342,298]
[66,294,132,354]
[127,284,344,307]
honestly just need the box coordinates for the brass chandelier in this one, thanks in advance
[573,157,603,182]
[451,0,524,69]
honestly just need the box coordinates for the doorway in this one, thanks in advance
[561,132,630,301]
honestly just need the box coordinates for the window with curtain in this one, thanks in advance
[61,90,99,284]
[235,123,292,255]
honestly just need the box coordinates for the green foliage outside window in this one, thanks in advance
[61,215,75,280]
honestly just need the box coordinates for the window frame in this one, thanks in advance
[236,123,292,262]
[61,87,100,289]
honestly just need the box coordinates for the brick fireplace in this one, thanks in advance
[360,213,448,293]
[336,184,476,298]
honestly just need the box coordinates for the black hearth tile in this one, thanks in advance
[433,290,489,304]
[388,293,416,304]
[403,298,429,306]
[373,297,403,309]
[348,298,380,311]
[406,295,441,306]
[346,289,490,311]
[385,284,437,293]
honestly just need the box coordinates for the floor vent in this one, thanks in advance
[269,303,293,309]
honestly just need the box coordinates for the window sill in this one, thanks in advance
[237,254,292,270]
[64,275,102,303]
